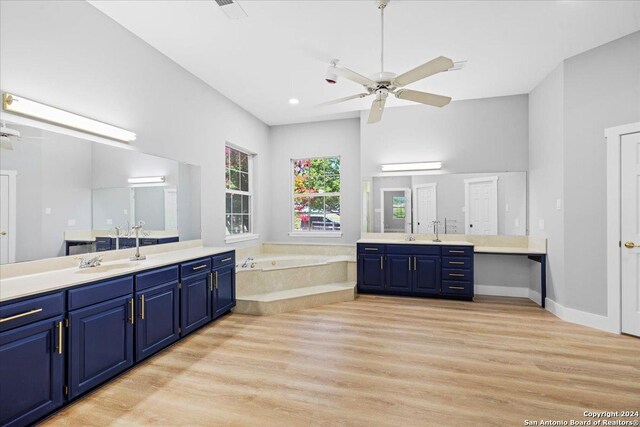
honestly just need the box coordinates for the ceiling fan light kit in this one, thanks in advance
[318,0,456,124]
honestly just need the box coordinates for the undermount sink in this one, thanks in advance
[74,261,142,274]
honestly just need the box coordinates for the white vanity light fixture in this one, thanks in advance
[128,176,165,185]
[2,92,136,142]
[381,161,442,172]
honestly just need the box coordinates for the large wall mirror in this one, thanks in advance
[362,171,527,236]
[0,122,201,264]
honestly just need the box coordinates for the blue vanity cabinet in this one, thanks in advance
[67,277,134,399]
[95,237,112,252]
[135,266,180,362]
[180,271,212,336]
[0,293,65,427]
[413,256,441,295]
[211,252,236,319]
[385,255,413,293]
[357,244,386,291]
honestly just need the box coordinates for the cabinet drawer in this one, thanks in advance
[357,244,386,254]
[442,246,473,257]
[386,244,440,256]
[0,292,64,332]
[181,258,212,278]
[212,252,235,269]
[68,276,133,310]
[442,257,472,269]
[96,237,112,251]
[140,238,158,246]
[442,269,473,282]
[441,281,473,296]
[136,265,179,291]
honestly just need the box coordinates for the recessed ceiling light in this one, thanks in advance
[289,98,299,105]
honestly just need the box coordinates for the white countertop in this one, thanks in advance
[474,246,546,255]
[0,246,232,303]
[357,239,546,255]
[357,239,474,246]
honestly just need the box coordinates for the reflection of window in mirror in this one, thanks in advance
[225,145,254,237]
[392,196,406,219]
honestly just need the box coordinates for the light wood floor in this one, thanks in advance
[42,295,640,427]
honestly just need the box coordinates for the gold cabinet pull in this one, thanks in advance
[449,261,465,265]
[129,298,135,325]
[215,271,219,289]
[0,308,43,323]
[209,272,214,291]
[364,248,378,251]
[449,273,465,277]
[192,264,208,270]
[140,295,145,320]
[408,257,411,270]
[57,320,63,355]
[221,257,232,263]
[449,250,465,254]
[449,286,465,290]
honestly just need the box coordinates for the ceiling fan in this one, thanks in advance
[318,0,455,124]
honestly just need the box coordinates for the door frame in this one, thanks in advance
[379,187,411,233]
[605,121,640,334]
[0,170,17,264]
[464,176,498,235]
[412,183,437,233]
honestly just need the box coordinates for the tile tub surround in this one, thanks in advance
[0,240,230,302]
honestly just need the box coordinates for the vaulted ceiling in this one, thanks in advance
[89,1,640,125]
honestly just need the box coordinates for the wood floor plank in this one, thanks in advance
[41,295,640,426]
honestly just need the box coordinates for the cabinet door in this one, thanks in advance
[0,316,64,427]
[358,254,385,290]
[136,281,179,362]
[386,255,413,293]
[413,256,440,295]
[181,272,211,336]
[213,264,236,319]
[68,295,134,399]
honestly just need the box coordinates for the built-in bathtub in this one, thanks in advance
[234,253,356,315]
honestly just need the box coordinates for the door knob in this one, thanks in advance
[624,241,638,249]
[0,231,6,236]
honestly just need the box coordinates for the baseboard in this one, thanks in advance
[475,285,541,305]
[544,298,618,334]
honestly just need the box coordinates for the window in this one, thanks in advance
[392,196,406,219]
[292,157,341,233]
[225,145,252,237]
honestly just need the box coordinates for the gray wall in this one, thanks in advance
[267,119,361,244]
[562,31,640,315]
[134,187,165,230]
[92,188,130,230]
[360,94,529,179]
[0,0,269,248]
[528,63,565,303]
[178,163,202,241]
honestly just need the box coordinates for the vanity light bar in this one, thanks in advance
[128,176,165,184]
[2,92,136,142]
[381,162,442,172]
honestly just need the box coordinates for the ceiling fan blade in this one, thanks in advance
[392,56,454,88]
[333,67,379,88]
[395,89,451,107]
[367,97,386,124]
[316,92,371,108]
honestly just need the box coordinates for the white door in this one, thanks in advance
[621,132,640,336]
[414,184,437,234]
[164,188,178,231]
[465,177,498,235]
[0,170,16,264]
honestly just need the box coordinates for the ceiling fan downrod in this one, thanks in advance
[378,0,388,74]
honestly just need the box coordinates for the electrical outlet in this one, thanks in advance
[505,203,510,212]
[538,219,545,230]
[556,199,562,210]
[106,219,113,225]
[123,209,128,215]
[515,218,520,228]
[67,219,76,226]
[45,208,52,215]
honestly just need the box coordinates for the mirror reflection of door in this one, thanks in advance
[414,183,437,234]
[464,176,498,235]
[0,170,17,264]
[380,188,411,233]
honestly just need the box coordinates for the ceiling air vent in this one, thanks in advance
[214,0,248,20]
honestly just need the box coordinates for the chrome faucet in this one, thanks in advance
[110,225,124,250]
[77,255,103,269]
[432,220,442,242]
[241,257,254,268]
[129,223,149,261]
[406,234,416,241]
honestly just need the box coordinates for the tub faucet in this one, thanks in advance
[77,255,103,269]
[241,257,254,268]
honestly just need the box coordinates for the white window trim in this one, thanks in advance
[290,156,342,237]
[225,144,255,237]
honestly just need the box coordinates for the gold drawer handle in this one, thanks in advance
[364,248,378,251]
[215,271,219,289]
[221,257,232,263]
[449,250,465,254]
[140,295,145,320]
[192,264,208,270]
[210,273,214,291]
[449,261,465,265]
[129,298,135,325]
[449,273,465,277]
[0,308,43,323]
[449,286,465,290]
[57,320,63,354]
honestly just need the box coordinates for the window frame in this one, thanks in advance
[225,143,259,243]
[289,155,342,238]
